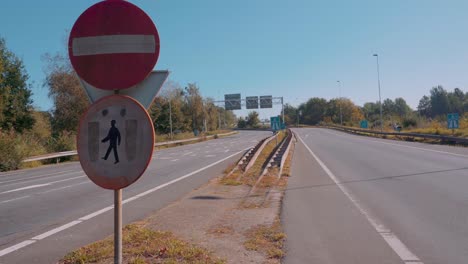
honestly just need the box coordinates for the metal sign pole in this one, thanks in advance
[114,189,122,264]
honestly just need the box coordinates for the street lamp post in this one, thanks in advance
[168,98,173,140]
[373,54,383,132]
[337,80,343,126]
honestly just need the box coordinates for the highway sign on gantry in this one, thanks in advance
[224,94,241,110]
[447,113,459,129]
[246,96,259,109]
[77,95,155,190]
[260,96,273,108]
[69,0,160,90]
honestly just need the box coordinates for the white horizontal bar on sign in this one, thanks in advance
[72,35,156,56]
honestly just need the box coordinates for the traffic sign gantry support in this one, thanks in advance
[70,1,160,263]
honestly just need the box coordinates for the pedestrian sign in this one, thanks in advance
[447,113,459,129]
[360,120,368,129]
[270,116,281,132]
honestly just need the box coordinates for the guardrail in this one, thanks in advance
[22,131,238,163]
[326,125,468,144]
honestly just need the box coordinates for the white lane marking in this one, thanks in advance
[79,206,114,221]
[0,184,50,194]
[224,149,230,153]
[0,240,36,257]
[0,195,30,204]
[0,170,78,186]
[37,181,90,195]
[170,159,179,162]
[0,176,84,195]
[0,148,250,257]
[31,221,82,240]
[182,152,193,156]
[205,155,215,157]
[72,35,156,56]
[45,176,85,185]
[190,154,197,157]
[297,135,423,264]
[159,157,170,160]
[324,129,468,159]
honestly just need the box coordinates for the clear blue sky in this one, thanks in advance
[1,0,467,119]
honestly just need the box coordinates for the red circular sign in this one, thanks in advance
[69,0,160,90]
[77,95,155,190]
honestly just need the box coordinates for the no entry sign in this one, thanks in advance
[77,95,155,190]
[69,0,160,90]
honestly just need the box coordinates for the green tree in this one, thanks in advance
[417,95,431,117]
[300,97,327,125]
[237,117,247,128]
[447,88,465,114]
[429,85,449,117]
[43,53,88,134]
[246,111,260,128]
[283,104,298,125]
[394,97,412,117]
[0,37,35,132]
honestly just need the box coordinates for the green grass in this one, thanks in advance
[60,223,225,264]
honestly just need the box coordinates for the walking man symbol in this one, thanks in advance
[102,120,121,164]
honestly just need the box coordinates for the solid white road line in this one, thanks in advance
[297,135,423,264]
[0,148,250,258]
[323,129,468,158]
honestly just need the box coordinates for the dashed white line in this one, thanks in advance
[0,170,79,186]
[0,148,251,257]
[297,135,423,264]
[205,155,215,157]
[170,159,179,162]
[38,181,90,194]
[0,184,51,194]
[0,195,30,204]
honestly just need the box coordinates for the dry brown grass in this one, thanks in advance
[60,223,225,264]
[243,219,286,260]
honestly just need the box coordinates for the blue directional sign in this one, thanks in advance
[270,116,281,132]
[447,113,459,129]
[360,120,368,129]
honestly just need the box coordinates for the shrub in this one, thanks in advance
[402,117,417,128]
[0,130,45,171]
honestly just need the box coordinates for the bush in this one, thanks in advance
[0,130,46,171]
[47,131,76,152]
[402,117,417,128]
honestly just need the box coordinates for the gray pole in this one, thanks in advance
[337,80,343,126]
[373,54,383,132]
[169,98,173,140]
[281,97,285,126]
[114,189,122,264]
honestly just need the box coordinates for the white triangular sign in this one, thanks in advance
[79,70,170,109]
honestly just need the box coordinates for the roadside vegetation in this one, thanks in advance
[283,86,467,138]
[244,219,286,260]
[60,223,225,264]
[0,37,237,172]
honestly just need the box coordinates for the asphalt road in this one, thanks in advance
[283,128,468,264]
[0,130,270,263]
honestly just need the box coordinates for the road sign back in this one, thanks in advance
[69,0,160,90]
[77,95,155,190]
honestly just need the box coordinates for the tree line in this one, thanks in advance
[0,37,236,171]
[283,87,466,129]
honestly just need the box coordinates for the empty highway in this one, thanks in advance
[0,131,270,263]
[283,128,468,264]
